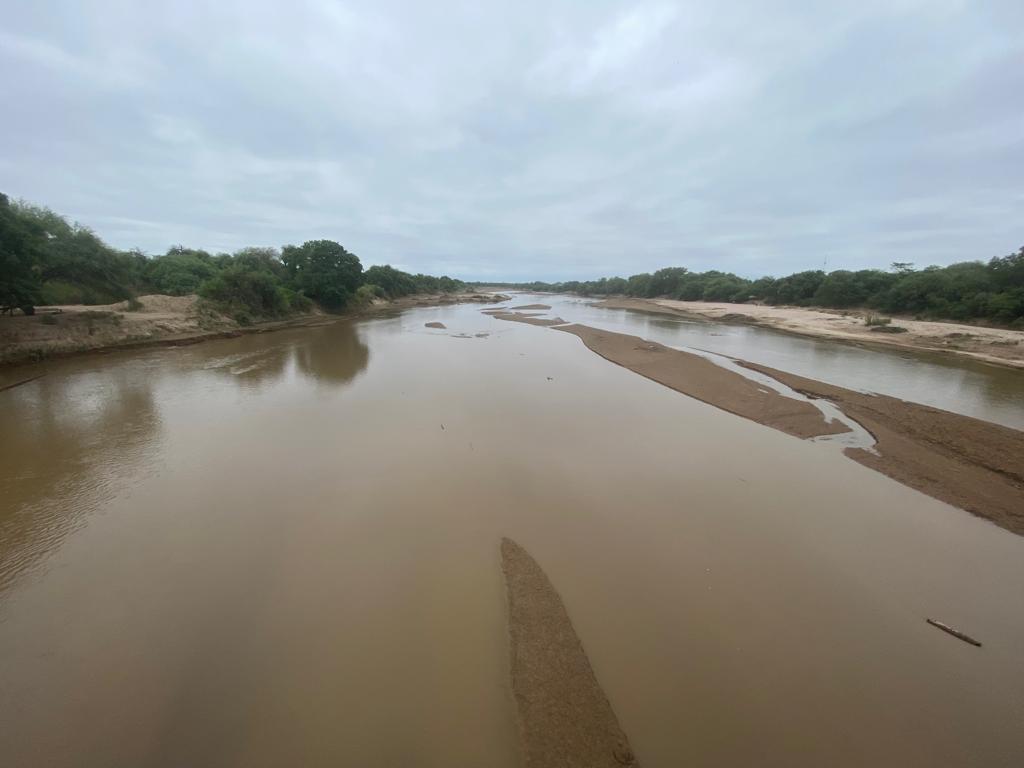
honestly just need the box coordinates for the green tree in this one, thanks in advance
[282,240,362,311]
[0,193,45,313]
[146,247,217,295]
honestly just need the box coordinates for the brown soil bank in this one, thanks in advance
[501,538,639,768]
[595,298,1024,369]
[555,324,848,440]
[739,362,1024,536]
[0,292,508,368]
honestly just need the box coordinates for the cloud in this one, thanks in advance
[1,0,1021,279]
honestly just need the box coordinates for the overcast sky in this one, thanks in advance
[2,1,1022,280]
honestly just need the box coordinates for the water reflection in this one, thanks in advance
[292,320,370,386]
[183,319,371,391]
[0,319,371,594]
[0,370,162,592]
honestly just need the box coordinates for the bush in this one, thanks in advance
[353,284,379,307]
[199,266,287,321]
[281,288,313,313]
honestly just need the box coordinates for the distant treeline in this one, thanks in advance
[482,253,1024,326]
[0,193,464,322]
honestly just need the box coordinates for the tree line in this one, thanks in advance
[484,253,1024,327]
[1,193,464,322]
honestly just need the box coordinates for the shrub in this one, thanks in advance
[199,266,287,321]
[353,284,379,307]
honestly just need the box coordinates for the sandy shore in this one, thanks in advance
[596,298,1024,369]
[0,292,507,368]
[501,538,639,768]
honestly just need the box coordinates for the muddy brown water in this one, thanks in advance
[1,301,1023,767]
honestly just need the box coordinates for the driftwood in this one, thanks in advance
[926,618,982,647]
[0,373,46,393]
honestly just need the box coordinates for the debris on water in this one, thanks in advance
[926,618,982,647]
[546,377,553,381]
[440,424,445,431]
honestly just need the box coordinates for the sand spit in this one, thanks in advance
[425,321,447,329]
[555,324,848,439]
[501,538,639,768]
[509,304,553,311]
[595,298,1024,369]
[739,362,1024,536]
[492,312,569,327]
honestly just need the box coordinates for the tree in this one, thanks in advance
[0,193,45,313]
[282,240,362,311]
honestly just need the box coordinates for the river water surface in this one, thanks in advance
[1,299,1023,767]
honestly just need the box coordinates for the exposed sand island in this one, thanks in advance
[738,362,1024,536]
[501,538,639,768]
[596,298,1024,369]
[488,312,1024,536]
[556,324,848,439]
[490,311,569,327]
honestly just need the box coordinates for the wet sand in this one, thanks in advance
[739,362,1024,536]
[491,312,569,327]
[554,324,849,440]
[502,538,638,768]
[596,298,1024,369]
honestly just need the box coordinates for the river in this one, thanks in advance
[1,298,1022,767]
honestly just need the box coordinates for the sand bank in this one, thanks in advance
[739,362,1024,536]
[501,538,639,768]
[490,312,1024,536]
[596,298,1024,369]
[491,312,569,327]
[555,324,848,439]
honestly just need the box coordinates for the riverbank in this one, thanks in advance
[0,291,508,369]
[595,298,1024,369]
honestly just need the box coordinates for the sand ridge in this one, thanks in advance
[501,538,639,768]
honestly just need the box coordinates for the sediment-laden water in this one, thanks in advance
[1,299,1022,767]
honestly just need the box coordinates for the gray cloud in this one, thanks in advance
[2,0,1022,279]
